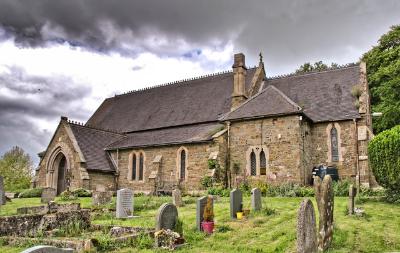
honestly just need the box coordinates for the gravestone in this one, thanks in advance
[0,176,5,205]
[348,184,356,215]
[156,203,178,231]
[172,189,183,207]
[92,191,113,206]
[21,245,74,253]
[95,184,106,192]
[41,187,57,203]
[297,199,317,253]
[314,175,334,252]
[230,188,243,219]
[251,188,262,211]
[116,188,134,218]
[196,196,214,231]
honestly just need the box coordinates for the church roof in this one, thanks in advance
[266,64,361,122]
[221,85,302,121]
[69,123,124,172]
[86,68,257,133]
[106,122,223,150]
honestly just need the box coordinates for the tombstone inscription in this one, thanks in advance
[251,188,262,211]
[116,188,134,218]
[156,203,178,231]
[230,188,243,219]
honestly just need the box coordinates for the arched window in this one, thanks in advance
[139,152,144,181]
[331,126,339,162]
[180,149,186,180]
[250,150,256,176]
[260,149,266,175]
[131,154,137,181]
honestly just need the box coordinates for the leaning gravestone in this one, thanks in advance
[116,188,134,218]
[21,245,74,253]
[156,203,178,231]
[172,189,183,207]
[0,176,5,205]
[196,196,214,231]
[348,184,356,215]
[297,199,317,253]
[41,187,57,203]
[230,188,243,219]
[314,175,334,252]
[251,188,262,211]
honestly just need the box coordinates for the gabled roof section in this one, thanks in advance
[69,122,125,172]
[86,68,257,133]
[266,64,361,122]
[221,85,302,121]
[106,123,223,150]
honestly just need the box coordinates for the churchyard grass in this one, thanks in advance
[1,196,399,252]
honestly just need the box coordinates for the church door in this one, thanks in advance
[57,155,67,195]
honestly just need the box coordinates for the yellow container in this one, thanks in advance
[236,212,244,220]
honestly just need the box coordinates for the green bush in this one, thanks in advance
[18,188,43,198]
[59,190,78,201]
[71,188,92,197]
[207,186,230,197]
[333,179,352,197]
[200,176,213,188]
[368,125,400,202]
[265,182,314,197]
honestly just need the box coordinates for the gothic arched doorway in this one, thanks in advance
[54,152,67,195]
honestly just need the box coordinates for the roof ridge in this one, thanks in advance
[68,119,124,135]
[266,62,358,81]
[115,66,258,97]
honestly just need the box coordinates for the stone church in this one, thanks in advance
[35,53,373,194]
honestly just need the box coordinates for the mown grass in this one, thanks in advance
[0,196,399,252]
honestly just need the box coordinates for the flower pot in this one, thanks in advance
[236,212,244,220]
[202,221,214,234]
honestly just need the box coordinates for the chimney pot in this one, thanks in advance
[232,53,247,69]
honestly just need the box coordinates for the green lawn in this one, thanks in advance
[0,196,399,253]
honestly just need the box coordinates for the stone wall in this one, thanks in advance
[115,142,218,193]
[229,115,304,184]
[88,171,115,191]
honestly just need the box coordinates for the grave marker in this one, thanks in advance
[251,188,262,211]
[41,187,56,203]
[156,203,178,231]
[92,191,113,206]
[116,188,134,218]
[196,196,213,231]
[21,245,73,253]
[297,199,317,253]
[348,184,356,215]
[230,188,242,219]
[0,176,5,205]
[172,189,183,207]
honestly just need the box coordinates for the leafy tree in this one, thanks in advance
[362,25,400,133]
[0,146,33,191]
[295,61,338,74]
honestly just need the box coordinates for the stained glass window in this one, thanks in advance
[180,150,186,180]
[250,150,257,176]
[260,150,266,175]
[331,126,339,162]
[139,153,144,181]
[132,154,137,180]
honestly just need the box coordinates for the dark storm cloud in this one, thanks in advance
[0,66,92,163]
[1,0,400,70]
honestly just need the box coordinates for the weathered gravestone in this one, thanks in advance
[21,245,74,253]
[314,175,334,252]
[0,176,5,205]
[196,196,214,231]
[116,188,134,218]
[92,191,113,206]
[172,189,183,207]
[156,203,178,231]
[251,188,262,211]
[230,188,243,219]
[297,199,317,253]
[348,184,356,215]
[41,187,57,203]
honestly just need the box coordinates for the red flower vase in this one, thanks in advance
[202,221,214,234]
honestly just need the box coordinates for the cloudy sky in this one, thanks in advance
[0,0,399,165]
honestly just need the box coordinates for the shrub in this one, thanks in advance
[200,176,213,188]
[368,125,400,202]
[333,179,352,197]
[18,188,43,198]
[265,182,314,197]
[71,188,92,197]
[207,186,230,197]
[203,197,214,222]
[59,190,78,201]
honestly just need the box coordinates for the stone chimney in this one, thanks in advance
[231,53,248,111]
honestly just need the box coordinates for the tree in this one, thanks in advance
[362,25,400,133]
[295,61,339,74]
[0,146,33,191]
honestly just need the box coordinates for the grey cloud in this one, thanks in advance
[1,0,400,73]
